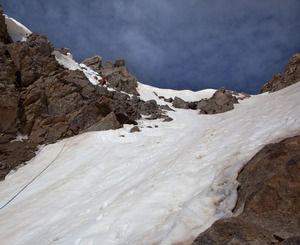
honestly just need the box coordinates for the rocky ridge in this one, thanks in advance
[0,6,170,180]
[260,53,300,93]
[192,56,300,244]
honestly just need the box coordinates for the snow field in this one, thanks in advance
[2,13,300,245]
[0,82,300,245]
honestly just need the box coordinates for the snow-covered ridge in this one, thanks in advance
[3,14,102,87]
[137,82,216,103]
[4,14,32,42]
[52,50,102,86]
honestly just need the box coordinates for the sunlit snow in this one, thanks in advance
[0,81,299,245]
[2,13,300,245]
[4,15,32,42]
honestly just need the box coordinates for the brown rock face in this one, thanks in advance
[260,53,300,93]
[82,55,102,73]
[99,60,139,95]
[7,32,59,86]
[0,6,167,180]
[193,136,300,245]
[0,5,12,44]
[0,43,19,143]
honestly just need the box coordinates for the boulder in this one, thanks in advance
[199,87,238,114]
[82,55,102,73]
[172,96,189,109]
[193,135,300,244]
[86,112,122,132]
[140,99,160,115]
[130,125,140,133]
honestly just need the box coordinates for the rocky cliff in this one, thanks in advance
[193,135,300,244]
[0,6,170,180]
[0,5,299,244]
[192,56,300,244]
[260,53,300,93]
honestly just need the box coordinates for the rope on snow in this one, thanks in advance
[0,138,69,212]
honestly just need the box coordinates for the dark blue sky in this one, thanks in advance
[2,0,300,94]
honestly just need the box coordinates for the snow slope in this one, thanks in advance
[4,14,32,42]
[0,81,299,245]
[52,50,102,86]
[2,13,300,245]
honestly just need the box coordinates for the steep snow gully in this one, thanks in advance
[1,82,300,245]
[1,14,300,245]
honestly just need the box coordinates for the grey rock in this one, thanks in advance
[130,125,140,133]
[193,136,300,245]
[199,87,238,114]
[82,55,102,73]
[87,112,122,132]
[140,100,160,115]
[172,96,189,109]
[260,53,300,93]
[114,59,125,67]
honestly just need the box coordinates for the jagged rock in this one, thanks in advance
[172,96,189,109]
[261,53,300,93]
[103,60,114,68]
[114,59,125,67]
[56,48,71,56]
[0,141,38,181]
[86,112,122,132]
[82,55,102,73]
[140,99,160,115]
[196,99,207,109]
[160,104,174,111]
[188,101,198,110]
[0,43,20,143]
[163,116,173,122]
[199,87,238,114]
[0,5,12,44]
[6,32,60,86]
[193,135,300,244]
[164,97,173,103]
[100,59,139,95]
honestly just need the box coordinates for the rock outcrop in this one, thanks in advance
[99,59,139,95]
[171,86,241,114]
[0,7,168,180]
[198,86,239,114]
[82,55,102,73]
[193,135,300,244]
[260,53,300,93]
[0,6,12,44]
